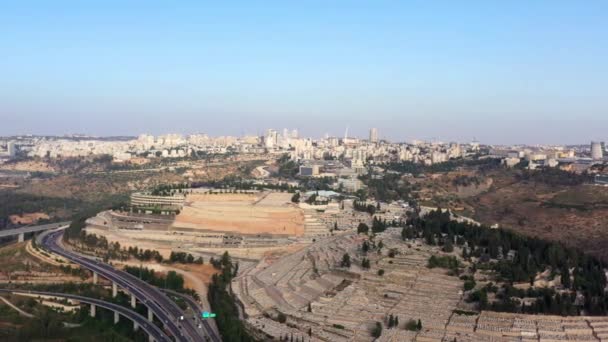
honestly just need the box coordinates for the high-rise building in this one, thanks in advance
[591,141,603,160]
[7,141,16,158]
[369,128,378,143]
[265,129,278,148]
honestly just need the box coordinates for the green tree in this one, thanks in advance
[463,279,476,291]
[277,312,287,323]
[166,271,184,290]
[401,226,415,240]
[405,319,418,331]
[357,223,369,235]
[443,239,454,253]
[186,253,195,263]
[362,241,370,253]
[561,264,571,289]
[341,253,351,268]
[291,192,300,203]
[371,321,383,338]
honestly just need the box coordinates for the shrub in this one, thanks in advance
[277,312,287,323]
[371,321,382,338]
[405,319,417,331]
[463,279,476,291]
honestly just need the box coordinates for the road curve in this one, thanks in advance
[0,289,170,342]
[41,230,199,341]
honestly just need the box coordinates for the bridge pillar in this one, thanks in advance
[149,335,155,342]
[89,304,96,318]
[133,321,139,331]
[93,272,98,285]
[131,294,136,308]
[112,282,118,298]
[18,233,24,243]
[114,311,120,324]
[147,307,153,322]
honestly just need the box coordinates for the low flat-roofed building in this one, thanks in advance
[337,177,363,192]
[595,174,608,185]
[130,192,185,209]
[299,164,319,177]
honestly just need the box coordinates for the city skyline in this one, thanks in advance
[2,1,607,144]
[1,123,605,147]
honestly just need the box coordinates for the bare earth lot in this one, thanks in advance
[173,192,304,236]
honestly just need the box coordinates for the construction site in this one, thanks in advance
[83,191,362,259]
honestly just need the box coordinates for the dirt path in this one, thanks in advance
[0,296,35,318]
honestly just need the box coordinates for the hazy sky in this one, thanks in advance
[1,1,607,144]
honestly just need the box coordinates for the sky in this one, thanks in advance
[1,1,607,144]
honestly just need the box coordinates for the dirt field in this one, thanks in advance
[0,160,55,172]
[9,212,49,225]
[118,260,218,288]
[173,192,304,236]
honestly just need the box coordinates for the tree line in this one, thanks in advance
[196,176,299,193]
[406,208,608,315]
[516,168,592,186]
[384,157,501,176]
[124,266,185,291]
[75,231,205,266]
[353,201,378,215]
[357,173,414,202]
[207,252,254,341]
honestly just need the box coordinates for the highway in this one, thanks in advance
[41,230,212,342]
[0,221,70,238]
[162,289,220,342]
[0,289,170,342]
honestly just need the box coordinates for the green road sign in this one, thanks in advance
[202,311,217,319]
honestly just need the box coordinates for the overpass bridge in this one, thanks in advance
[0,289,170,342]
[41,229,217,342]
[0,221,70,242]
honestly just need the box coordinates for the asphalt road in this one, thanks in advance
[0,221,71,238]
[41,230,204,341]
[0,289,170,342]
[162,289,221,342]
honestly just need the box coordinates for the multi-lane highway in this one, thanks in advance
[41,230,219,342]
[162,289,220,342]
[0,288,170,342]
